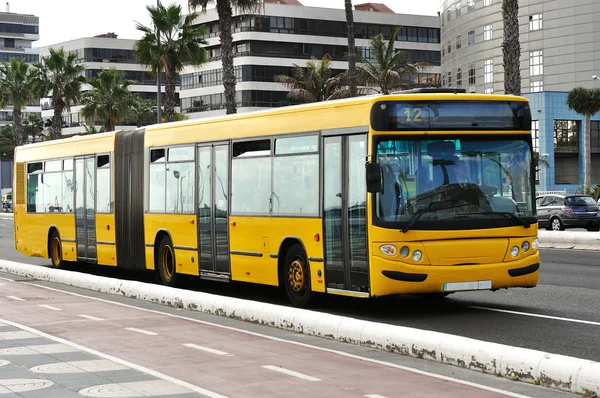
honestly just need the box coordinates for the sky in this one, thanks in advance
[12,0,441,48]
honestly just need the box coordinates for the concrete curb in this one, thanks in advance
[538,230,600,250]
[0,258,598,396]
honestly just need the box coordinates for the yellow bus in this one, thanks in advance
[13,88,539,307]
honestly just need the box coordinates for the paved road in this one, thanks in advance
[1,216,599,362]
[0,274,575,398]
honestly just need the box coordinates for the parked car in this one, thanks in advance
[536,194,600,231]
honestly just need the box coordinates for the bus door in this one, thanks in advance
[74,156,97,262]
[323,134,369,295]
[197,143,231,280]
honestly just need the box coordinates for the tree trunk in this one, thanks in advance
[12,107,23,146]
[502,0,521,95]
[584,113,591,187]
[52,107,63,140]
[344,0,357,97]
[164,61,176,122]
[217,0,237,114]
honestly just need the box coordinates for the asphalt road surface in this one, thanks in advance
[1,217,598,363]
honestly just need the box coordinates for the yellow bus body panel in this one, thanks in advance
[20,214,75,260]
[144,214,199,276]
[369,224,539,296]
[96,214,117,266]
[229,216,325,292]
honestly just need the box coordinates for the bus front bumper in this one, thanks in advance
[370,253,540,297]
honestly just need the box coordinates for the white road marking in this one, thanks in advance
[23,282,533,398]
[470,306,600,327]
[0,317,229,398]
[38,304,61,311]
[125,327,157,336]
[78,315,104,321]
[365,395,388,398]
[262,365,321,381]
[0,277,14,282]
[6,296,25,301]
[183,343,230,356]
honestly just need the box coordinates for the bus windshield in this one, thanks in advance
[374,137,535,231]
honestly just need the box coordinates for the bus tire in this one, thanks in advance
[49,230,64,268]
[283,244,313,308]
[156,235,177,287]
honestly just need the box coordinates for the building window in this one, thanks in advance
[447,4,452,23]
[456,68,462,86]
[529,14,542,31]
[485,88,493,94]
[532,121,539,152]
[484,0,492,6]
[530,80,544,92]
[456,2,462,17]
[442,47,445,57]
[468,64,476,85]
[484,24,493,41]
[442,73,446,87]
[592,121,600,153]
[468,0,474,11]
[484,59,493,83]
[554,120,579,153]
[447,40,452,54]
[530,50,543,76]
[468,30,475,45]
[456,35,462,49]
[447,71,452,86]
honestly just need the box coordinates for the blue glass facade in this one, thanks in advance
[525,91,600,194]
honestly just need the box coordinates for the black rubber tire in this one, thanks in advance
[49,230,64,268]
[283,244,313,308]
[156,235,177,287]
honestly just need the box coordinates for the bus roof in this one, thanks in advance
[143,91,529,147]
[14,130,119,162]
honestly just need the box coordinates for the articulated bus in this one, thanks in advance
[13,88,539,307]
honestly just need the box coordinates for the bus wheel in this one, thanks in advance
[284,244,313,307]
[49,231,64,268]
[157,236,177,287]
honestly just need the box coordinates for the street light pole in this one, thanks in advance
[156,0,162,124]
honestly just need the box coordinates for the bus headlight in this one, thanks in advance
[510,246,520,257]
[521,241,530,252]
[412,250,422,262]
[532,238,539,250]
[400,246,410,257]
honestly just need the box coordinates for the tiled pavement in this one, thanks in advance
[0,323,197,397]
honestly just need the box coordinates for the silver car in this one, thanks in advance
[536,194,600,231]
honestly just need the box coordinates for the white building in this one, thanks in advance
[440,0,600,191]
[0,6,40,128]
[180,0,441,119]
[40,33,177,135]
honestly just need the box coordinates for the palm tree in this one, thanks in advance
[189,0,263,114]
[22,113,44,143]
[274,55,351,103]
[80,68,136,132]
[30,48,86,140]
[134,2,207,123]
[129,97,157,127]
[357,26,430,95]
[502,0,521,95]
[344,0,357,97]
[0,58,38,146]
[566,87,600,187]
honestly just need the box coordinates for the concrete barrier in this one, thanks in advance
[0,258,599,396]
[538,230,600,250]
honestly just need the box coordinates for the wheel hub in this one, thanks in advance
[288,259,305,292]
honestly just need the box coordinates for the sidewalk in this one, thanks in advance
[0,321,198,397]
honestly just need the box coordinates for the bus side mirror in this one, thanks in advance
[366,163,382,193]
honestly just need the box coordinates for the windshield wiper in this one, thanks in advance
[401,202,471,233]
[456,212,530,228]
[478,212,530,228]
